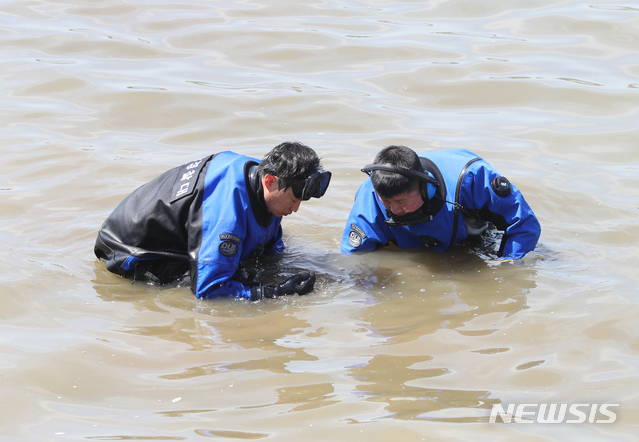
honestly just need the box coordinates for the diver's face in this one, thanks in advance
[378,189,424,216]
[263,175,302,217]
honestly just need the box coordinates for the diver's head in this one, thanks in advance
[363,145,437,226]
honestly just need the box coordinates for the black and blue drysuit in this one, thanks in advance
[340,148,540,259]
[95,151,284,299]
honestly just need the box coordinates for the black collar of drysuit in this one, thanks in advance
[246,162,274,227]
[418,156,446,216]
[385,204,433,227]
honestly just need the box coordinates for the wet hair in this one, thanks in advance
[258,141,321,190]
[371,145,422,199]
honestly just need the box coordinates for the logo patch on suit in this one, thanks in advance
[348,224,366,248]
[348,231,362,248]
[219,234,241,257]
[219,241,239,257]
[220,233,241,244]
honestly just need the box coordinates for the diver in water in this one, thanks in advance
[340,145,540,259]
[95,141,331,301]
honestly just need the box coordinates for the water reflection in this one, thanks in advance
[348,354,498,422]
[239,382,338,413]
[195,429,268,439]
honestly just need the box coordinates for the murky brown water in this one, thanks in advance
[2,0,639,440]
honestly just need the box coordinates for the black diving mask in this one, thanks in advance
[291,168,332,201]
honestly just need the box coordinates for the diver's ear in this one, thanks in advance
[263,174,278,192]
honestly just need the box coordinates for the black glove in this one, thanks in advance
[231,265,257,286]
[250,271,316,301]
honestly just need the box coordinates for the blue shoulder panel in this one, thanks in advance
[196,152,283,299]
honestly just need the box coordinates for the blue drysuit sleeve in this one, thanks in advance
[196,180,264,299]
[195,179,285,299]
[196,217,253,300]
[199,223,282,299]
[340,179,393,253]
[460,162,541,259]
[198,227,284,299]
